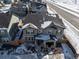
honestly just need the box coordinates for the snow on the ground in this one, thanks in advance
[47,0,79,13]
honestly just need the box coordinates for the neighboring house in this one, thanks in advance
[30,2,47,13]
[0,2,11,13]
[11,1,28,18]
[27,1,47,17]
[0,13,19,43]
[0,13,12,42]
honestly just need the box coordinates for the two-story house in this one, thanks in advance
[20,13,65,48]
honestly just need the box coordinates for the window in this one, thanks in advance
[47,28,57,35]
[0,30,5,35]
[0,29,10,41]
[48,29,52,34]
[57,29,62,35]
[26,29,34,34]
[0,30,6,36]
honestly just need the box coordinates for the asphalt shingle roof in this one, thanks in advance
[23,13,43,28]
[0,13,12,28]
[23,13,65,29]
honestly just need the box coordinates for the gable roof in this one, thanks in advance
[0,13,12,28]
[45,14,65,29]
[53,14,65,28]
[23,13,43,28]
[22,13,65,29]
[22,23,38,29]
